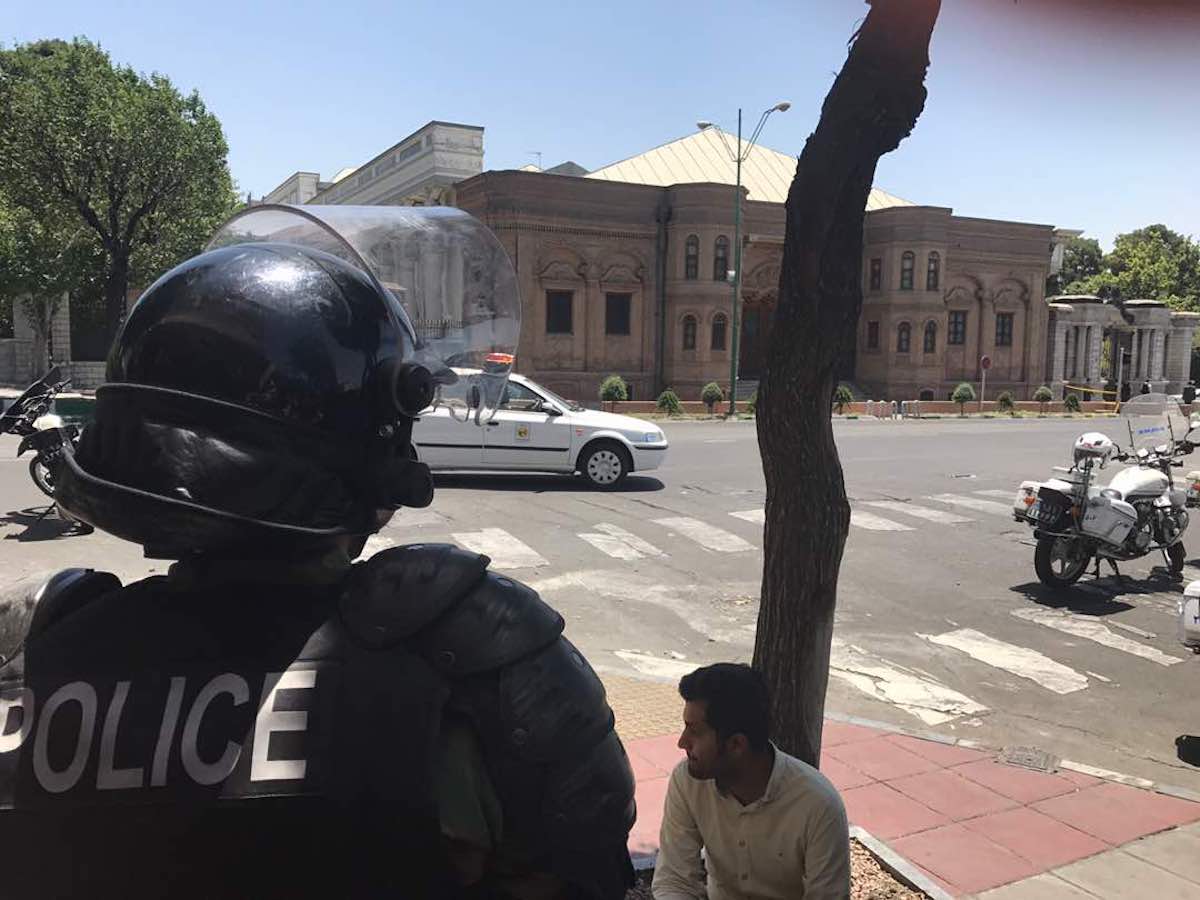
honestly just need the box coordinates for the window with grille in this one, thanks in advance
[713,236,729,281]
[926,252,940,291]
[869,258,882,291]
[897,322,911,353]
[711,314,727,351]
[605,293,631,335]
[924,321,937,353]
[995,312,1014,347]
[685,235,699,280]
[948,311,967,345]
[546,291,573,334]
[683,315,697,350]
[900,252,915,290]
[867,321,880,350]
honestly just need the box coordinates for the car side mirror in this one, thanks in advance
[538,400,562,417]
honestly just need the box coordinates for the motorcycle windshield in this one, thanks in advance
[206,205,520,424]
[0,366,61,425]
[1119,393,1189,454]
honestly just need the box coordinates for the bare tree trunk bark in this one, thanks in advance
[753,0,941,767]
[104,251,130,347]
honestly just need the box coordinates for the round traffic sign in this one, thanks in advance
[981,355,992,371]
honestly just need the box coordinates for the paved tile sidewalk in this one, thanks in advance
[603,673,1200,897]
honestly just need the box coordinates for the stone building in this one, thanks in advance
[11,121,1196,398]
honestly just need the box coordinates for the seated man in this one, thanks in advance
[652,664,849,900]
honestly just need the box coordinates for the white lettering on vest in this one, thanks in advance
[151,676,186,787]
[251,667,316,782]
[0,687,34,753]
[180,673,248,785]
[97,681,144,790]
[33,681,98,794]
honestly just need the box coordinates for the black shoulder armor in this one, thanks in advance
[0,568,121,664]
[339,543,489,648]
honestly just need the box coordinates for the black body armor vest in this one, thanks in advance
[0,544,635,899]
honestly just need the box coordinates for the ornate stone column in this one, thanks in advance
[1088,325,1102,385]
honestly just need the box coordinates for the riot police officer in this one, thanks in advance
[0,206,636,899]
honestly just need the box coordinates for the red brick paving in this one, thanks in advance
[888,768,1019,821]
[951,757,1082,805]
[824,735,942,781]
[892,823,1040,895]
[882,733,989,768]
[961,806,1110,872]
[624,721,1200,897]
[839,782,951,840]
[1032,781,1200,846]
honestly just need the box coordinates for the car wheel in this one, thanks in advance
[580,441,630,490]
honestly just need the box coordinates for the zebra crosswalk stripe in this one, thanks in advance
[452,527,549,569]
[829,639,988,725]
[927,493,1013,516]
[730,509,765,525]
[865,501,972,525]
[850,510,913,532]
[1011,607,1184,666]
[922,628,1089,694]
[654,517,754,552]
[579,523,666,559]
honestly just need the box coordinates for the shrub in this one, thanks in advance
[599,375,628,403]
[701,381,724,415]
[833,384,854,415]
[656,389,682,416]
[746,390,757,417]
[1033,385,1053,416]
[997,391,1015,415]
[952,382,976,417]
[1064,393,1081,413]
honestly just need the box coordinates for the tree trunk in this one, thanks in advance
[103,251,131,347]
[753,0,941,767]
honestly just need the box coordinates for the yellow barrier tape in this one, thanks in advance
[1061,382,1119,398]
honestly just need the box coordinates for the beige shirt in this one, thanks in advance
[651,745,850,900]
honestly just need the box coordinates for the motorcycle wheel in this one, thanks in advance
[1168,541,1186,575]
[1034,535,1089,588]
[29,456,55,498]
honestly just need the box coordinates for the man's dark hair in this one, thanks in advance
[678,663,770,752]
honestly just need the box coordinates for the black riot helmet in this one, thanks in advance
[55,206,521,558]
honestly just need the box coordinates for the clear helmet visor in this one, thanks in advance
[207,204,520,423]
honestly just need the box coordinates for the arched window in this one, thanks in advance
[900,251,915,290]
[683,315,697,351]
[926,251,940,291]
[923,321,937,353]
[897,322,911,353]
[711,313,728,351]
[685,235,699,280]
[713,236,729,281]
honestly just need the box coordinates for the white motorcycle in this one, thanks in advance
[1013,395,1199,589]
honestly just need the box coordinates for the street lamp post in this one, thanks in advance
[699,101,790,416]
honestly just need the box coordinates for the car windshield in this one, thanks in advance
[526,381,584,412]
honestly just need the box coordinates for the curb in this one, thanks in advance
[824,710,1200,805]
[850,825,955,900]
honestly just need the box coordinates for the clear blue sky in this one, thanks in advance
[7,0,1198,249]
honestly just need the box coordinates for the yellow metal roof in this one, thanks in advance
[586,127,913,210]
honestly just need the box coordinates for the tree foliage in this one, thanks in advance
[1033,385,1053,415]
[1064,393,1082,413]
[656,389,682,416]
[0,190,99,373]
[0,38,238,345]
[996,390,1015,414]
[1066,225,1200,312]
[1047,236,1103,296]
[599,374,628,403]
[701,381,724,414]
[952,382,975,415]
[833,384,854,414]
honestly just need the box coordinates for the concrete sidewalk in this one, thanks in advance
[602,673,1200,898]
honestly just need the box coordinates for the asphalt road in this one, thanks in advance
[2,417,1198,790]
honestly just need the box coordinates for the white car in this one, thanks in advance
[413,371,668,488]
